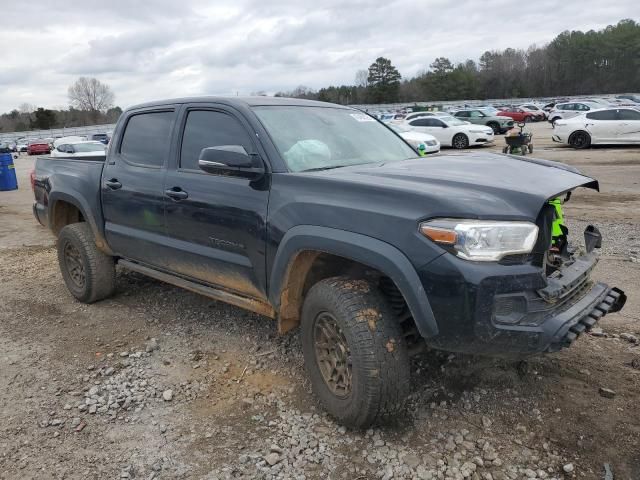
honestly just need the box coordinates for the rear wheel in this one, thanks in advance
[57,223,116,303]
[568,131,591,149]
[301,277,410,427]
[452,133,469,149]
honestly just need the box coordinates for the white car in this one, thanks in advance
[389,124,440,154]
[51,141,106,158]
[405,115,494,149]
[403,111,451,123]
[552,107,640,148]
[53,135,88,148]
[548,101,602,125]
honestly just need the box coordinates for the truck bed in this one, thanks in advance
[33,156,106,238]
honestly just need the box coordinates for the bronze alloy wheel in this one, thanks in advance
[313,312,352,398]
[63,241,85,289]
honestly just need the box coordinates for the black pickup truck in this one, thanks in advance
[33,97,626,427]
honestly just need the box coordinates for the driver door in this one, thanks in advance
[162,105,270,300]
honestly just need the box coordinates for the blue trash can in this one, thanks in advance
[0,153,18,191]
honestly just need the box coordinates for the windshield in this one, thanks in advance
[439,116,467,126]
[74,143,105,153]
[253,106,417,172]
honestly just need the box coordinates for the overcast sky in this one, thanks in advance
[0,0,635,113]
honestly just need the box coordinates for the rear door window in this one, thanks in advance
[618,109,640,120]
[120,111,174,167]
[586,110,618,120]
[409,118,430,127]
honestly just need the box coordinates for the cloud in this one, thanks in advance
[0,0,635,112]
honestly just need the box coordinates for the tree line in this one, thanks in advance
[0,77,119,134]
[276,19,640,104]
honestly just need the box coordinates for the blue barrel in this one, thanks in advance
[0,153,18,191]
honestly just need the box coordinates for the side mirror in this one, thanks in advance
[198,145,264,179]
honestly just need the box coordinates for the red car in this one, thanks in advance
[27,140,51,156]
[497,107,542,123]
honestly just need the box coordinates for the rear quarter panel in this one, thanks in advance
[34,157,107,241]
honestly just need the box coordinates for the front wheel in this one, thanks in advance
[452,133,469,149]
[568,131,591,149]
[57,223,116,303]
[488,123,500,135]
[301,277,410,427]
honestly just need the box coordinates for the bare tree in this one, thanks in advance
[68,77,115,113]
[18,103,36,114]
[354,69,368,88]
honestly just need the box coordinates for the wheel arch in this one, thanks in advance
[269,225,438,338]
[48,191,112,254]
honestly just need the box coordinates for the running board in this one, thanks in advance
[118,259,276,319]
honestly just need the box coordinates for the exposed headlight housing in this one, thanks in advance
[420,219,539,261]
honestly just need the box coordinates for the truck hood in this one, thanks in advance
[312,152,598,221]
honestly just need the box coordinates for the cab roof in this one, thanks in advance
[127,96,348,111]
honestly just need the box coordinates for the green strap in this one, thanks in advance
[548,197,564,240]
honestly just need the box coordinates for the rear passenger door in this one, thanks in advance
[102,108,177,267]
[162,105,270,300]
[615,109,640,143]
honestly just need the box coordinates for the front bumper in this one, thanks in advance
[469,132,495,146]
[418,248,626,357]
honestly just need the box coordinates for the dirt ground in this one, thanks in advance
[0,122,639,480]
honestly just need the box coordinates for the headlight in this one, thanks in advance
[426,140,438,146]
[420,219,539,261]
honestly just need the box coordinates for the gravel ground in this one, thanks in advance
[1,122,639,479]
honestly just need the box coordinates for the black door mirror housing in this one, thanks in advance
[198,145,264,179]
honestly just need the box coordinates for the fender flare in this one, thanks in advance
[48,191,112,254]
[269,225,439,338]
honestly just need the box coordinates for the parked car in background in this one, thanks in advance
[91,133,110,144]
[406,114,494,149]
[53,136,88,148]
[1,141,17,152]
[617,94,640,104]
[27,139,51,156]
[548,101,603,125]
[404,111,450,123]
[16,139,28,152]
[519,104,548,120]
[497,107,541,123]
[453,109,514,134]
[51,141,107,158]
[552,107,640,148]
[388,124,440,153]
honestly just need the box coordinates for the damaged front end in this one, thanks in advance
[421,180,627,357]
[533,200,627,351]
[493,189,627,354]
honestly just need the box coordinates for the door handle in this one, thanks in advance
[105,179,122,190]
[165,188,189,200]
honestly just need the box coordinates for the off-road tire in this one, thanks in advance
[568,131,591,149]
[452,133,469,149]
[301,277,410,428]
[57,223,116,303]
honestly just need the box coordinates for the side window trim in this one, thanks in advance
[117,108,175,169]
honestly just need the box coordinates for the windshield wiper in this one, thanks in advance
[300,165,346,172]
